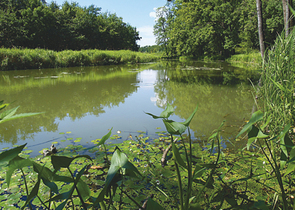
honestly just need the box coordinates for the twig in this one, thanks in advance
[161,138,178,167]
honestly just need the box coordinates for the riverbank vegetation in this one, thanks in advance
[153,0,284,60]
[0,0,140,51]
[0,48,159,70]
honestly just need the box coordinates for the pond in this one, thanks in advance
[0,61,259,157]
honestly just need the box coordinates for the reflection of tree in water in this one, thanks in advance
[153,64,255,141]
[0,66,139,144]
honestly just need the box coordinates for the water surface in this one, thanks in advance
[0,61,257,156]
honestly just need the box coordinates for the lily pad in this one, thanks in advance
[74,139,81,143]
[66,131,72,134]
[60,140,66,142]
[67,138,73,140]
[59,132,65,134]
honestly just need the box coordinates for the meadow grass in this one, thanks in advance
[226,51,262,68]
[0,48,160,70]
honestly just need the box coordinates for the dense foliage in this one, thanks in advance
[154,0,284,59]
[0,0,140,51]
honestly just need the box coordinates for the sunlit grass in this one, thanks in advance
[0,48,160,70]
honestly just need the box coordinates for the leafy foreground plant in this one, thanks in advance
[236,110,295,210]
[145,104,226,210]
[0,100,42,124]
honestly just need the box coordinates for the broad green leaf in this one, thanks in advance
[0,106,19,121]
[56,200,68,210]
[181,105,198,127]
[21,177,41,210]
[0,144,26,164]
[145,103,174,119]
[42,178,58,194]
[75,165,91,200]
[236,110,264,138]
[172,142,187,169]
[0,102,9,111]
[6,156,33,187]
[285,147,295,175]
[53,174,74,183]
[146,197,165,210]
[163,119,187,135]
[193,164,206,179]
[0,112,44,124]
[51,155,92,170]
[47,185,74,203]
[97,128,113,146]
[145,112,163,119]
[77,179,91,201]
[247,125,259,150]
[160,103,174,118]
[280,124,292,157]
[33,162,54,181]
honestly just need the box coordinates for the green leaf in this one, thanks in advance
[21,177,41,210]
[160,103,174,118]
[145,103,174,119]
[181,105,198,127]
[56,200,68,210]
[47,185,74,203]
[77,179,91,201]
[280,124,292,157]
[236,110,264,138]
[285,147,295,175]
[146,197,165,210]
[247,125,259,150]
[97,128,113,146]
[6,156,33,187]
[172,142,187,169]
[33,162,54,181]
[51,155,92,170]
[193,165,206,179]
[42,178,58,194]
[0,144,27,164]
[163,119,187,135]
[0,106,19,121]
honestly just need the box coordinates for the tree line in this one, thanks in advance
[155,0,286,59]
[0,0,141,51]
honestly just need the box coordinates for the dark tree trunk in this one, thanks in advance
[256,0,265,59]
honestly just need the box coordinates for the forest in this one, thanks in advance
[154,0,285,59]
[0,0,141,51]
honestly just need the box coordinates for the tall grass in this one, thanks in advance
[260,29,295,133]
[227,51,262,67]
[0,48,160,70]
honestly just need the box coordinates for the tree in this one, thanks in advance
[153,4,172,56]
[256,0,265,59]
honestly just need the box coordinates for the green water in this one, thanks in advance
[0,61,258,156]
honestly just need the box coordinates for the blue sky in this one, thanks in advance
[49,0,167,46]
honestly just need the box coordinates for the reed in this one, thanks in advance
[0,48,160,70]
[260,29,295,133]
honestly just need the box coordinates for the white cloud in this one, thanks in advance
[149,7,158,19]
[137,26,156,46]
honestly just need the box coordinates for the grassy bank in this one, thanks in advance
[226,51,262,68]
[0,48,160,70]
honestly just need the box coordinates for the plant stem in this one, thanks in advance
[21,168,33,210]
[68,167,88,210]
[171,135,183,210]
[264,139,288,209]
[122,191,142,209]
